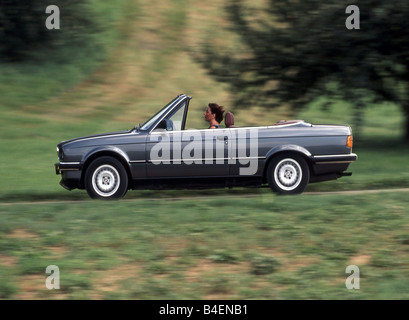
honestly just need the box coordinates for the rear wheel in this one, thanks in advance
[267,154,310,195]
[85,156,128,199]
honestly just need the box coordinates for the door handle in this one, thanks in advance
[216,136,228,145]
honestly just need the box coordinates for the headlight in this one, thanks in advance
[56,146,63,161]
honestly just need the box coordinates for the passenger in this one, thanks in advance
[204,103,225,129]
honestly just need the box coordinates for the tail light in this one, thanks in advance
[347,135,353,148]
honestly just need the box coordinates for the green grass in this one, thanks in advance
[0,193,408,299]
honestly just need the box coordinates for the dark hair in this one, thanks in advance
[208,103,225,123]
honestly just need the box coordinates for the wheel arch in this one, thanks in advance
[80,148,132,189]
[262,145,314,183]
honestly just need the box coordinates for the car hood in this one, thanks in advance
[58,130,134,148]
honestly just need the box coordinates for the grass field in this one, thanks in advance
[1,0,409,300]
[1,192,408,299]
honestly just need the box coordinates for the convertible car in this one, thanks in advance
[55,94,357,199]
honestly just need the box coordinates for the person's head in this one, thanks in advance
[204,103,225,124]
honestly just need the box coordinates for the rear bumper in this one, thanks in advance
[312,153,358,164]
[309,153,357,182]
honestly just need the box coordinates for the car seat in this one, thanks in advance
[225,112,238,128]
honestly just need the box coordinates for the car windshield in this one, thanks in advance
[139,97,180,131]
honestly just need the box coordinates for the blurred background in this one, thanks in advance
[0,0,408,300]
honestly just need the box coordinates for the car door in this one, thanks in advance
[228,127,261,177]
[145,102,231,178]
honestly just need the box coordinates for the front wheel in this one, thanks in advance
[85,156,128,199]
[267,154,310,195]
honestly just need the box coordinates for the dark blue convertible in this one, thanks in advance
[55,94,357,199]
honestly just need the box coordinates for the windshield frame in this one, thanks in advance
[139,97,180,131]
[139,95,191,132]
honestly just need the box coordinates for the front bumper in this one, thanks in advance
[55,162,82,190]
[55,162,82,175]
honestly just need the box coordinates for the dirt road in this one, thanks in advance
[0,188,408,206]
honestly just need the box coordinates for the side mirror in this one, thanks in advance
[166,119,174,131]
[157,119,173,131]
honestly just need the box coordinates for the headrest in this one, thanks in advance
[225,112,235,128]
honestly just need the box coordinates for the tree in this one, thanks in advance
[195,0,409,141]
[0,0,98,62]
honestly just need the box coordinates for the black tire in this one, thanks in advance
[266,153,310,195]
[85,156,128,199]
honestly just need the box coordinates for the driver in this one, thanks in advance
[204,103,225,129]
